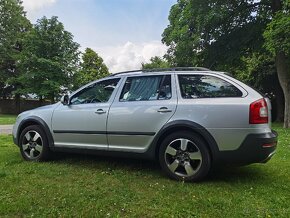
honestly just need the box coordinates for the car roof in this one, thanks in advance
[108,67,232,78]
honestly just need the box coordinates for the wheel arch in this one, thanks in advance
[149,120,220,162]
[17,116,54,148]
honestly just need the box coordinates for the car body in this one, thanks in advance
[12,67,278,181]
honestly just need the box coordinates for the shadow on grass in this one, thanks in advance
[50,151,272,184]
[51,151,161,175]
[206,165,275,184]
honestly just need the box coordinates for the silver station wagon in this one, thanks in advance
[13,67,278,181]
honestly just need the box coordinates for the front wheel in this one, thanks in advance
[19,125,51,161]
[159,131,211,182]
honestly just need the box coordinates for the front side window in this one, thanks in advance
[120,75,171,101]
[70,78,120,105]
[178,75,243,99]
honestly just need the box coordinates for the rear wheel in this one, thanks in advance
[19,125,51,161]
[159,131,211,182]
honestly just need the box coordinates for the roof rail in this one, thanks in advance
[109,69,143,77]
[109,67,211,77]
[143,67,211,72]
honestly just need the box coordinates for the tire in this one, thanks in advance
[19,125,51,161]
[159,131,211,182]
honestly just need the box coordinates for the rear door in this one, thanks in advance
[107,74,177,153]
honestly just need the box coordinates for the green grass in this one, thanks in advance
[0,125,289,217]
[0,114,17,125]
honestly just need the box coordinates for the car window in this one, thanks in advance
[120,75,171,101]
[178,75,242,99]
[70,78,120,105]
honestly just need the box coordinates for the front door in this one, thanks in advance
[52,78,121,149]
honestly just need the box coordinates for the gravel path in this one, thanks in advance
[0,125,13,135]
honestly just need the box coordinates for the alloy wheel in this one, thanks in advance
[164,138,202,177]
[21,130,43,159]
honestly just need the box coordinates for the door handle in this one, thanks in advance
[158,107,172,113]
[95,109,106,114]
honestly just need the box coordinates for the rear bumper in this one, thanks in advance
[216,130,278,165]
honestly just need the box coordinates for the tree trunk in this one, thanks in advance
[275,52,290,128]
[39,96,44,106]
[274,82,284,122]
[271,0,289,127]
[15,93,20,114]
[50,94,55,104]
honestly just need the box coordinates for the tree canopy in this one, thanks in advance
[17,16,80,102]
[0,1,109,103]
[73,48,109,89]
[162,0,272,70]
[142,56,170,69]
[0,0,31,99]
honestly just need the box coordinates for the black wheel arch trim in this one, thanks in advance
[146,120,220,160]
[17,116,54,148]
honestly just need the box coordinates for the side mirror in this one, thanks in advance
[61,94,69,105]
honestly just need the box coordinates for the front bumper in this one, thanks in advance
[12,123,19,146]
[13,135,18,146]
[216,130,278,165]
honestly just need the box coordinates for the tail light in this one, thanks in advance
[249,98,268,124]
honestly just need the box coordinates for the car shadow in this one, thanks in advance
[205,165,274,183]
[52,151,161,173]
[51,152,273,184]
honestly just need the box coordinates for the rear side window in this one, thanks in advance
[178,75,242,99]
[120,75,171,101]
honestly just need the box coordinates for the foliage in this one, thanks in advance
[16,16,80,102]
[162,0,270,70]
[73,48,109,89]
[142,56,170,69]
[0,0,31,98]
[263,0,290,127]
[236,52,285,121]
[237,52,277,93]
[0,124,289,216]
[264,11,290,56]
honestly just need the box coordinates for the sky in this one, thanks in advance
[21,0,176,73]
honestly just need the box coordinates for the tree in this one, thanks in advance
[142,56,170,69]
[162,0,290,127]
[73,48,109,89]
[163,0,270,69]
[0,0,31,106]
[236,52,284,122]
[18,16,80,102]
[264,3,290,127]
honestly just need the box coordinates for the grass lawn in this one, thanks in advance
[0,114,17,125]
[0,124,289,217]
